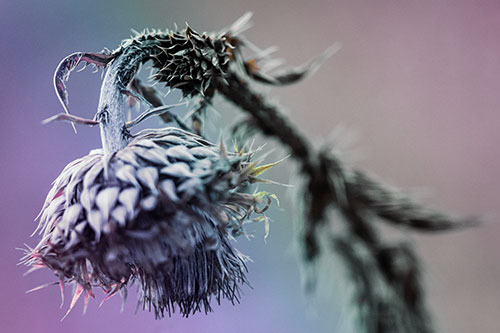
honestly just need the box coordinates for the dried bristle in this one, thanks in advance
[24,127,268,318]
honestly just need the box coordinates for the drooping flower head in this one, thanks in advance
[23,126,277,318]
[23,13,281,319]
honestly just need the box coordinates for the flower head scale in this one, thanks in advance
[23,127,274,318]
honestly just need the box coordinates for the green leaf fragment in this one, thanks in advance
[249,155,290,177]
[269,194,280,207]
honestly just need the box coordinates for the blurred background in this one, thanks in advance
[1,0,500,332]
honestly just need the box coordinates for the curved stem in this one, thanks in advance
[97,63,129,155]
[96,46,156,154]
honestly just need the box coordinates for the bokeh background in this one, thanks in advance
[1,0,500,332]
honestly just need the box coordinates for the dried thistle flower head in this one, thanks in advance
[22,13,292,320]
[23,127,278,319]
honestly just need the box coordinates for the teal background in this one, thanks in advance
[1,1,500,332]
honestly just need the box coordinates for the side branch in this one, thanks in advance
[217,71,475,235]
[217,70,477,333]
[216,73,314,170]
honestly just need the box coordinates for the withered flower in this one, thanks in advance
[23,13,280,319]
[24,125,276,318]
[22,11,480,333]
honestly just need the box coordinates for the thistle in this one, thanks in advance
[23,12,475,331]
[22,14,281,319]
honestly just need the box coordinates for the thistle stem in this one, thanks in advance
[96,46,156,154]
[97,62,129,155]
[216,72,315,172]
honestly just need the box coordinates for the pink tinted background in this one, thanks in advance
[1,1,500,332]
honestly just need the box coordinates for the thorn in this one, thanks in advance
[26,281,58,293]
[119,289,128,313]
[61,284,84,321]
[99,286,119,308]
[59,279,65,308]
[22,264,44,276]
[82,290,94,315]
[219,139,227,158]
[42,113,99,126]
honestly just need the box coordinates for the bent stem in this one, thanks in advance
[96,48,150,155]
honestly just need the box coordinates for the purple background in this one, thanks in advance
[2,1,500,332]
